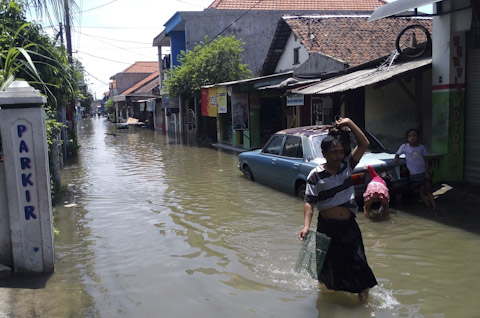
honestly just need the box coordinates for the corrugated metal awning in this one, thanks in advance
[292,58,432,95]
[369,0,441,21]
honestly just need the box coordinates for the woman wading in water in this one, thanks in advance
[298,117,377,300]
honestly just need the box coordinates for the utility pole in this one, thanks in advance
[64,0,73,64]
[64,0,75,161]
[58,22,68,164]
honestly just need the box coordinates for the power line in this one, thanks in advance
[81,0,119,13]
[43,25,159,30]
[206,0,263,44]
[82,69,110,85]
[76,50,132,65]
[76,30,156,58]
[176,0,207,9]
[76,30,153,44]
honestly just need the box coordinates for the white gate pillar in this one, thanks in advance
[0,81,55,274]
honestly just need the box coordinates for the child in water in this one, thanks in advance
[394,128,436,209]
[363,165,390,218]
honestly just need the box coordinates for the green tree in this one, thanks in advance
[165,35,250,99]
[104,97,114,114]
[0,0,78,102]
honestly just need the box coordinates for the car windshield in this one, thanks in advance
[311,130,386,159]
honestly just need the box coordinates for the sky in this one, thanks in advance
[30,0,214,99]
[27,0,433,100]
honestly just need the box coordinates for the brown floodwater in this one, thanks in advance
[1,117,479,317]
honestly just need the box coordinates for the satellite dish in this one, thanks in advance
[395,24,432,59]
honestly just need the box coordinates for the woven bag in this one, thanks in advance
[294,230,331,279]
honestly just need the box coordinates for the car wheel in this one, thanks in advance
[243,166,254,181]
[296,183,306,199]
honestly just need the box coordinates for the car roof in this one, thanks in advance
[275,125,331,138]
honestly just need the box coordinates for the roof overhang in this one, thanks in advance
[369,0,442,21]
[202,71,294,89]
[113,95,126,102]
[113,94,158,103]
[164,12,184,33]
[153,29,170,47]
[292,57,432,95]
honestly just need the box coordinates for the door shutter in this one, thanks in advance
[465,49,480,183]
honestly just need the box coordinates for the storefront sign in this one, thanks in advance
[286,94,304,106]
[217,87,227,113]
[162,96,179,109]
[16,123,37,221]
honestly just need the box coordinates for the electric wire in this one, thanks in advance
[80,0,119,13]
[206,0,263,44]
[75,31,156,59]
[75,30,153,44]
[76,50,132,65]
[82,68,110,85]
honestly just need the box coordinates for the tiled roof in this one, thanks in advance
[286,16,432,67]
[208,0,387,11]
[121,71,159,95]
[121,61,159,73]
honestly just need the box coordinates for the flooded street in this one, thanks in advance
[1,117,479,317]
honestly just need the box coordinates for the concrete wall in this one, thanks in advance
[430,0,471,182]
[294,53,347,76]
[275,32,309,73]
[0,162,13,267]
[365,68,432,153]
[170,31,186,66]
[0,107,55,273]
[183,9,330,76]
[115,73,151,95]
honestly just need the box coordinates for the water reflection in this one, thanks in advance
[1,117,479,317]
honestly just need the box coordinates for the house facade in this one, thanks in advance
[109,62,160,126]
[152,0,387,141]
[202,15,433,152]
[370,0,479,184]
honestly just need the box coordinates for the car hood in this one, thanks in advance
[357,152,396,169]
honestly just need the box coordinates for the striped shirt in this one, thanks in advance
[305,154,358,213]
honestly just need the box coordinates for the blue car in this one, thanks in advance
[238,126,409,199]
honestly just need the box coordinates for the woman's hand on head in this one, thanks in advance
[334,117,352,128]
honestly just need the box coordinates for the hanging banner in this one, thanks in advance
[217,87,227,114]
[201,88,209,116]
[201,87,218,117]
[232,93,249,130]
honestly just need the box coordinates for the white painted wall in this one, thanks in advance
[275,32,309,73]
[432,0,471,87]
[365,69,433,152]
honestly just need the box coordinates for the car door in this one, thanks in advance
[271,135,304,193]
[250,135,285,187]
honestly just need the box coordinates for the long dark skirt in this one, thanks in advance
[316,214,377,293]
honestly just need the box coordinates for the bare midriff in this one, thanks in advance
[319,206,351,220]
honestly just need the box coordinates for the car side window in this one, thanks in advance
[263,136,284,155]
[282,136,303,158]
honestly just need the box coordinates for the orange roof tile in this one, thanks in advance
[209,0,387,11]
[121,61,159,73]
[285,16,432,67]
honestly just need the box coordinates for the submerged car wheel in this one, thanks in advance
[296,183,306,199]
[243,166,254,181]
